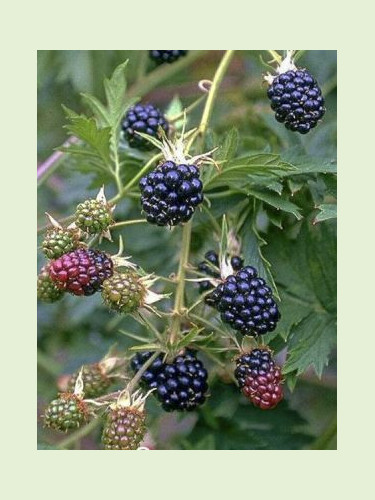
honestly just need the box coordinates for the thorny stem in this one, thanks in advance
[169,51,235,345]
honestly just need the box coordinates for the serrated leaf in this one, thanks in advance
[282,151,337,176]
[219,215,229,265]
[215,128,239,162]
[81,93,110,127]
[176,327,204,349]
[247,188,303,220]
[314,203,337,223]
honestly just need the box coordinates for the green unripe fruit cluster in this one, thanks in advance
[75,199,113,234]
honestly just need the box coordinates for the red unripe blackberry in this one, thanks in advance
[37,265,64,303]
[42,227,79,259]
[49,248,113,296]
[74,198,113,235]
[149,50,188,64]
[234,348,283,410]
[102,406,146,450]
[43,393,89,432]
[140,161,203,226]
[67,363,112,398]
[131,350,208,412]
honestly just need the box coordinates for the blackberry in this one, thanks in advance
[102,406,146,450]
[42,227,79,260]
[234,348,283,410]
[197,251,243,295]
[74,198,113,235]
[267,69,325,134]
[131,350,208,412]
[205,265,280,336]
[122,104,169,151]
[37,265,65,303]
[101,271,145,314]
[149,50,188,65]
[49,248,113,296]
[139,161,203,226]
[67,363,111,398]
[43,393,89,432]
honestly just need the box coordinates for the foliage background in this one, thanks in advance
[37,50,337,450]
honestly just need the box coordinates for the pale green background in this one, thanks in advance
[2,0,371,497]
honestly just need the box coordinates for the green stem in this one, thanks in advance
[111,219,147,229]
[310,417,337,450]
[136,51,149,82]
[126,351,160,395]
[57,417,102,449]
[115,153,162,201]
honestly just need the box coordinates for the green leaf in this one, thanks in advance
[215,127,239,162]
[247,188,303,220]
[266,221,337,377]
[314,203,337,223]
[219,215,229,265]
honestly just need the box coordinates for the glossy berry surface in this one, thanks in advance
[37,265,65,303]
[205,265,280,336]
[43,393,88,432]
[102,406,146,450]
[139,161,203,226]
[197,250,244,295]
[67,363,111,398]
[267,69,325,134]
[122,103,169,150]
[149,50,188,64]
[49,248,113,296]
[75,199,113,234]
[42,228,78,259]
[131,350,208,412]
[234,348,283,410]
[101,271,145,314]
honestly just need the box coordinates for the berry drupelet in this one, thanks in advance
[42,227,79,260]
[197,250,244,295]
[234,348,283,410]
[74,198,113,235]
[67,363,112,399]
[205,265,280,336]
[49,248,113,296]
[139,161,204,226]
[101,271,146,314]
[37,265,65,303]
[267,69,325,134]
[122,103,169,151]
[102,406,146,450]
[149,50,188,64]
[43,393,89,432]
[131,350,208,412]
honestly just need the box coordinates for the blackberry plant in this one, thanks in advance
[38,50,337,451]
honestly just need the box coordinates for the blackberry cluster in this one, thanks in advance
[267,69,325,134]
[43,393,89,432]
[42,228,78,260]
[49,248,113,296]
[149,50,188,64]
[101,271,145,314]
[74,199,113,234]
[139,161,203,226]
[205,265,280,336]
[37,265,65,303]
[122,104,169,150]
[234,349,283,410]
[131,350,208,412]
[102,406,146,450]
[197,250,244,294]
[67,363,111,399]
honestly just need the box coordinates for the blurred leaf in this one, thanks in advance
[215,127,240,162]
[314,203,337,223]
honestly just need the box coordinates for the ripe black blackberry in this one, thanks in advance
[205,265,280,336]
[149,50,188,64]
[131,350,208,412]
[267,68,325,134]
[49,248,113,296]
[139,161,203,226]
[197,250,244,295]
[234,348,283,410]
[122,104,169,151]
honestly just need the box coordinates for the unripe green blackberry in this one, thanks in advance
[101,271,146,314]
[37,265,64,303]
[75,198,113,234]
[42,227,79,259]
[102,405,146,450]
[67,363,112,398]
[43,393,89,432]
